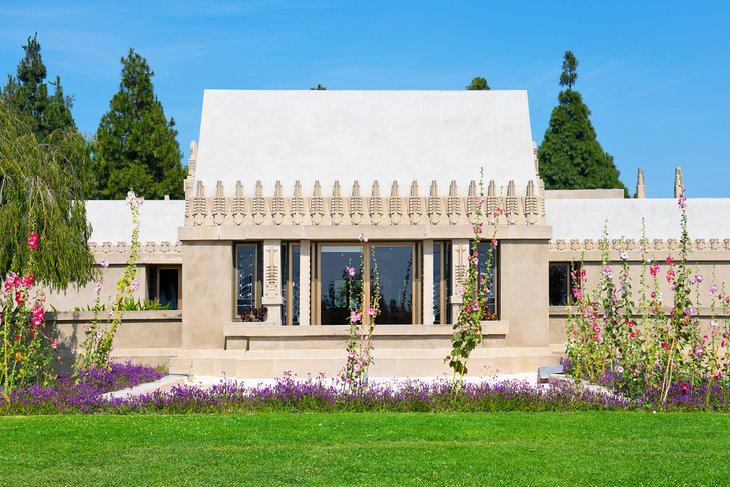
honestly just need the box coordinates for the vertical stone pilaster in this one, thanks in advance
[262,240,283,325]
[422,240,434,325]
[299,240,311,326]
[182,241,232,349]
[449,239,469,324]
[499,240,549,348]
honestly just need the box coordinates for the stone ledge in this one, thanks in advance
[223,321,509,338]
[52,310,183,322]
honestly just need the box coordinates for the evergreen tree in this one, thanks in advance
[94,49,184,199]
[1,34,76,139]
[310,84,327,90]
[466,76,490,90]
[538,51,627,194]
[0,103,94,290]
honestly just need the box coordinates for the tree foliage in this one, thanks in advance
[538,51,627,194]
[310,84,327,90]
[93,49,184,199]
[0,103,94,291]
[1,34,77,140]
[466,77,490,90]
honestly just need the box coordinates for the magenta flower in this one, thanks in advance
[100,260,109,268]
[27,232,39,250]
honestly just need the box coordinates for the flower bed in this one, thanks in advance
[1,362,163,414]
[2,368,728,415]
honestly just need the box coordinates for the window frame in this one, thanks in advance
[281,242,301,326]
[313,241,421,325]
[147,264,182,310]
[548,262,579,307]
[234,243,262,319]
[477,242,499,320]
[432,241,452,325]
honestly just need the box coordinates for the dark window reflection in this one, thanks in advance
[237,245,256,315]
[477,243,497,316]
[549,263,571,306]
[372,245,413,324]
[320,245,362,325]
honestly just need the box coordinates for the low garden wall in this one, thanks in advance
[51,310,183,373]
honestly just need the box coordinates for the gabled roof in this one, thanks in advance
[194,90,537,195]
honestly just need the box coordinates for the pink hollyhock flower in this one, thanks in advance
[131,279,140,291]
[367,307,376,317]
[100,260,109,268]
[95,282,103,292]
[710,285,718,295]
[51,338,58,350]
[21,274,34,287]
[27,233,39,250]
[649,264,660,277]
[602,266,613,278]
[665,256,673,265]
[350,311,362,323]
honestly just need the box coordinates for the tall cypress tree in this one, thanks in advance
[1,34,76,140]
[538,51,627,194]
[93,49,184,200]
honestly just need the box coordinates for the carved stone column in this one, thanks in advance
[449,239,469,323]
[299,240,311,326]
[422,239,434,325]
[262,240,283,325]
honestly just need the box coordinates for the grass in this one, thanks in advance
[1,412,728,485]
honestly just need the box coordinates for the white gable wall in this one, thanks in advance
[195,90,537,196]
[547,199,730,240]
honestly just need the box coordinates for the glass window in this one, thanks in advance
[549,263,578,306]
[236,244,258,315]
[319,245,362,325]
[147,265,181,310]
[433,242,452,324]
[282,243,301,325]
[371,244,413,324]
[316,243,418,325]
[477,243,497,318]
[158,268,179,310]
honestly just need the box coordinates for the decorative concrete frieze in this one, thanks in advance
[549,238,730,255]
[183,179,545,228]
[88,241,183,264]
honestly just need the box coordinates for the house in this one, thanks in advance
[50,90,730,378]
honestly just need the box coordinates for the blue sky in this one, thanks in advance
[1,0,728,197]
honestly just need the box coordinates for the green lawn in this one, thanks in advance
[1,412,728,486]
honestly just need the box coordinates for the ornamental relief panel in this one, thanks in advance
[184,179,546,227]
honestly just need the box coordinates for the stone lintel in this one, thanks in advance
[178,225,553,241]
